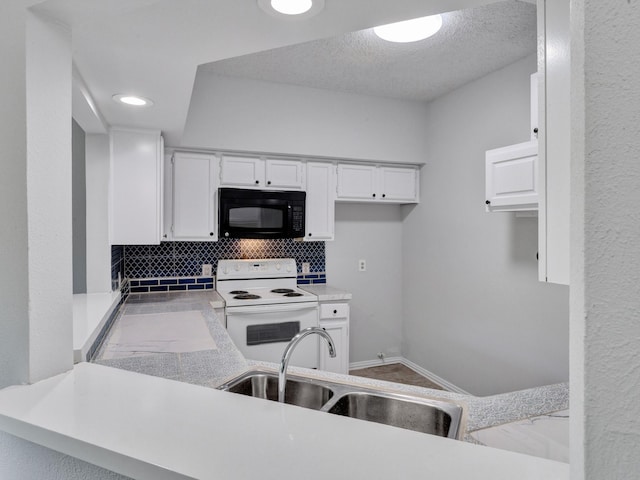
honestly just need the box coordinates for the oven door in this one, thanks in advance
[226,302,319,368]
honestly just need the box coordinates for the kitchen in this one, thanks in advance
[0,1,637,479]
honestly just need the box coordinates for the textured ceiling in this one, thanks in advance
[199,0,536,103]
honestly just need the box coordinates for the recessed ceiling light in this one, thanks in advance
[271,0,312,15]
[374,14,443,43]
[257,0,324,19]
[112,94,154,107]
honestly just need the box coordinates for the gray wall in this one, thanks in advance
[182,73,429,163]
[402,54,569,396]
[72,119,86,294]
[326,204,404,363]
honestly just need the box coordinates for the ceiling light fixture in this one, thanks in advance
[374,14,443,43]
[257,0,324,19]
[112,94,154,107]
[270,0,312,15]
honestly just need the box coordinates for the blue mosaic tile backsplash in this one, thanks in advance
[118,239,326,285]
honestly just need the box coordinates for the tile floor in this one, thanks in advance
[349,363,445,390]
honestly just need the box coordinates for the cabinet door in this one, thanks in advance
[485,141,538,212]
[538,0,570,285]
[337,164,377,200]
[319,318,349,374]
[110,128,163,245]
[377,166,419,202]
[265,159,304,189]
[305,162,335,241]
[172,152,218,241]
[220,155,265,188]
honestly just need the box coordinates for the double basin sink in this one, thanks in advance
[217,370,465,440]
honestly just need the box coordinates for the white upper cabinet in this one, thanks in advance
[337,164,377,200]
[378,166,420,202]
[337,163,419,203]
[220,155,264,187]
[537,0,570,285]
[305,162,336,241]
[220,155,304,190]
[265,158,305,189]
[171,152,219,242]
[109,128,163,245]
[485,141,538,212]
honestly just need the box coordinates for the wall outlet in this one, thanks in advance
[302,262,310,274]
[202,264,212,277]
[358,259,367,272]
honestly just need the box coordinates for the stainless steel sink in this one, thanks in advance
[325,391,458,437]
[218,370,465,439]
[219,371,334,410]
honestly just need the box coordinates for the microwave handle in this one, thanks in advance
[226,303,318,316]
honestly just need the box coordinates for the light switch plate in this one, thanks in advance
[302,262,310,274]
[202,264,212,276]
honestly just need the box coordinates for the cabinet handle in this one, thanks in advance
[333,309,337,315]
[308,233,312,237]
[209,232,214,236]
[267,180,272,185]
[533,127,539,134]
[382,194,386,198]
[485,200,491,205]
[255,180,259,185]
[163,234,167,238]
[372,193,376,198]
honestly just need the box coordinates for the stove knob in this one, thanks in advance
[286,265,292,273]
[222,267,228,274]
[275,263,281,271]
[234,264,240,272]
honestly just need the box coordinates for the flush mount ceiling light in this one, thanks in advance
[374,14,443,43]
[112,94,154,107]
[257,0,324,19]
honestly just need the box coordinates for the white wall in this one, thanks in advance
[0,432,129,480]
[0,0,30,388]
[85,134,114,293]
[572,1,640,478]
[182,73,429,164]
[326,204,404,362]
[402,54,569,396]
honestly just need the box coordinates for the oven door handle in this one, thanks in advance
[226,302,318,316]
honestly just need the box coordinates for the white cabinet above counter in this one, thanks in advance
[220,154,305,190]
[336,163,420,204]
[485,140,538,213]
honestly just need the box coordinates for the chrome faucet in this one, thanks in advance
[278,327,336,403]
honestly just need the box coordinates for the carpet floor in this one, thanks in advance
[349,363,445,391]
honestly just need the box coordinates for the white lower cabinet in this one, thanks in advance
[485,140,538,212]
[319,302,350,374]
[170,152,219,241]
[304,162,335,241]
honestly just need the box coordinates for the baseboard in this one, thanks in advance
[349,356,470,395]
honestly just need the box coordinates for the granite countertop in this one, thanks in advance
[0,291,569,479]
[299,284,352,301]
[93,291,569,439]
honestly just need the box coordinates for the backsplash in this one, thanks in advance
[117,239,326,285]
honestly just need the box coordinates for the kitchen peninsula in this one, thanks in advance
[0,290,568,479]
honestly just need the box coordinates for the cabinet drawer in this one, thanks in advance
[320,303,349,319]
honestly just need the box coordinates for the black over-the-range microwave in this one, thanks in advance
[218,188,306,239]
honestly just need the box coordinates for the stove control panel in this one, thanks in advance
[217,258,297,280]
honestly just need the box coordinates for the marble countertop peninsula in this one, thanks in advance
[299,284,352,301]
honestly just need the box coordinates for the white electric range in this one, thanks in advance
[216,258,319,368]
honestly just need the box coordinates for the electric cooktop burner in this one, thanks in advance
[234,294,261,300]
[283,292,303,297]
[229,290,248,295]
[271,288,295,294]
